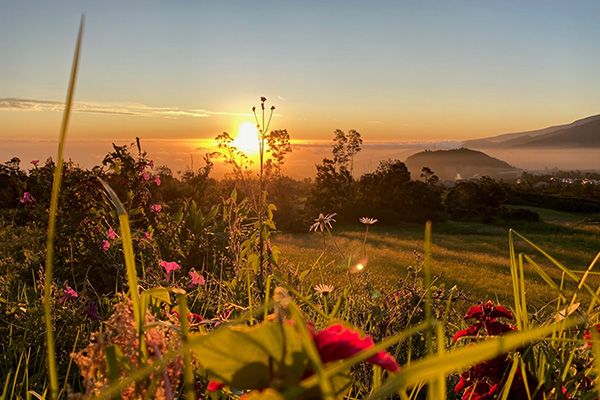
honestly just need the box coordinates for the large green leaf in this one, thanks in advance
[190,321,308,390]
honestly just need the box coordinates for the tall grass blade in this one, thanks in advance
[523,255,567,301]
[43,15,84,400]
[175,291,196,400]
[98,178,145,359]
[509,230,524,330]
[518,253,529,330]
[424,221,433,357]
[511,230,600,306]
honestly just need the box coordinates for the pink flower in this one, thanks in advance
[312,324,399,373]
[189,269,205,287]
[154,175,161,186]
[107,228,116,240]
[20,192,34,203]
[160,261,181,280]
[31,160,39,166]
[151,204,162,213]
[142,171,150,181]
[59,286,78,303]
[144,232,151,240]
[149,160,154,169]
[101,240,110,251]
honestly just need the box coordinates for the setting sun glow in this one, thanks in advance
[235,122,260,155]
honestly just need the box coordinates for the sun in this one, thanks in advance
[235,122,259,155]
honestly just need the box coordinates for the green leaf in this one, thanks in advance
[189,321,308,390]
[141,287,171,312]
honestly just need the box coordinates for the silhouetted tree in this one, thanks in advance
[264,129,292,178]
[332,129,362,177]
[421,166,439,185]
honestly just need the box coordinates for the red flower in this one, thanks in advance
[458,301,515,342]
[462,381,498,400]
[585,324,600,346]
[464,301,513,321]
[453,322,483,343]
[206,380,225,392]
[171,310,203,324]
[313,324,399,373]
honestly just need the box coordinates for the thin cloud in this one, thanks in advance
[367,120,384,124]
[0,98,254,119]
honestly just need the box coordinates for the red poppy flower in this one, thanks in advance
[313,324,399,373]
[206,380,225,392]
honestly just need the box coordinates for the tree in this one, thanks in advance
[421,166,439,185]
[332,129,362,177]
[305,158,354,222]
[264,129,292,178]
[357,159,444,223]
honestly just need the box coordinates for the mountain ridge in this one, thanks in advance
[463,114,600,149]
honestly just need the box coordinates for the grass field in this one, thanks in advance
[274,209,600,311]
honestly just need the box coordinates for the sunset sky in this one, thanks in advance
[2,1,600,146]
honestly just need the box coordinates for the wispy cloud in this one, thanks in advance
[367,120,383,124]
[0,98,253,119]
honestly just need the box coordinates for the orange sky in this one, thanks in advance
[2,2,600,145]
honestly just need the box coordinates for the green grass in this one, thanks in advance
[273,212,600,309]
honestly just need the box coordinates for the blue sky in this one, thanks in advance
[2,1,600,142]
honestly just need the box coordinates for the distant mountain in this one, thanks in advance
[404,148,521,181]
[464,114,600,149]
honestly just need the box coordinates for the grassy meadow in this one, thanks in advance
[275,209,600,309]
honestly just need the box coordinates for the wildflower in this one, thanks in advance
[20,192,34,203]
[314,284,334,296]
[189,269,205,287]
[107,228,116,240]
[453,301,515,343]
[154,175,161,186]
[160,261,181,280]
[207,380,225,392]
[151,204,162,212]
[359,217,378,225]
[260,96,267,102]
[59,286,78,303]
[84,301,102,321]
[31,159,39,166]
[144,232,151,240]
[312,324,399,373]
[101,240,110,251]
[171,310,203,324]
[149,160,154,169]
[142,171,150,181]
[584,324,600,346]
[309,213,337,232]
